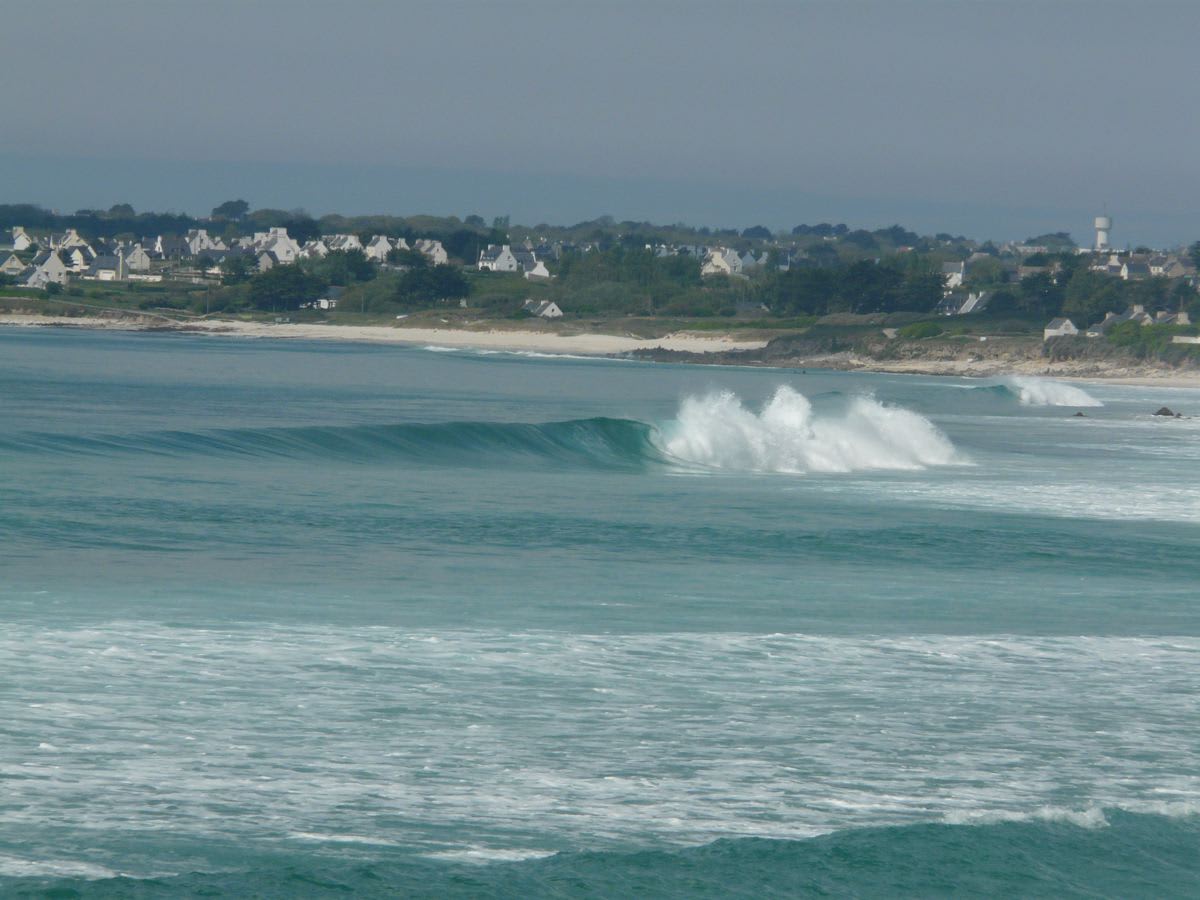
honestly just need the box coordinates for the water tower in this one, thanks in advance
[1094,215,1112,252]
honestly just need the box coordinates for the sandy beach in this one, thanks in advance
[0,313,768,356]
[5,312,1200,388]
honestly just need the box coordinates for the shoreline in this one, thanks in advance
[4,312,1200,388]
[0,313,768,357]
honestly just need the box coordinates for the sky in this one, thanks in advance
[2,0,1197,246]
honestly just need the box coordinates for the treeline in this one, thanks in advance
[762,257,943,315]
[0,203,196,242]
[976,254,1198,323]
[479,246,944,318]
[233,250,469,313]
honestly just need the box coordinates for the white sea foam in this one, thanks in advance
[657,386,961,473]
[423,847,558,864]
[0,854,118,879]
[943,805,1110,829]
[1009,377,1103,407]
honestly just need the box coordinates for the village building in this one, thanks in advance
[25,250,72,287]
[415,239,448,265]
[84,255,126,281]
[956,291,991,314]
[54,229,92,252]
[478,244,520,272]
[185,229,224,256]
[324,234,363,253]
[300,239,329,259]
[363,235,395,263]
[255,228,301,264]
[512,247,539,273]
[11,226,35,251]
[701,248,743,277]
[941,261,965,292]
[124,245,153,272]
[524,260,552,281]
[523,298,563,318]
[1043,317,1078,340]
[0,252,26,276]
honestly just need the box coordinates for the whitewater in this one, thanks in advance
[2,327,1198,898]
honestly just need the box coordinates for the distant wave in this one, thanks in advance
[0,418,661,471]
[972,377,1103,408]
[657,386,961,473]
[12,810,1198,897]
[0,387,961,475]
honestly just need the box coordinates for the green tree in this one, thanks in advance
[220,254,255,284]
[311,249,374,286]
[281,215,321,243]
[395,264,470,307]
[1062,270,1124,325]
[966,257,1007,286]
[248,264,326,311]
[212,199,250,220]
[386,247,428,268]
[1017,272,1065,318]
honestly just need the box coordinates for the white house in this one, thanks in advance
[524,260,552,281]
[0,253,26,276]
[258,228,300,264]
[300,239,330,259]
[1120,260,1151,281]
[957,291,991,314]
[478,244,520,272]
[325,233,363,253]
[185,229,224,256]
[85,255,126,281]
[942,261,965,291]
[11,227,35,251]
[60,246,94,272]
[124,245,153,272]
[523,298,563,318]
[55,229,92,252]
[1043,317,1078,340]
[363,235,394,263]
[701,248,743,277]
[415,239,448,265]
[25,250,72,286]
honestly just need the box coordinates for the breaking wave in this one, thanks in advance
[0,387,961,475]
[657,386,961,473]
[1008,377,1103,407]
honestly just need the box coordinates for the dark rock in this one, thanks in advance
[1154,407,1176,417]
[1073,411,1087,417]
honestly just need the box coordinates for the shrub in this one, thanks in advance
[898,321,944,339]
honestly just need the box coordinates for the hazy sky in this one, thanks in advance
[2,0,1197,244]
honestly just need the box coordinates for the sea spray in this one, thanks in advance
[658,386,961,473]
[1008,376,1103,407]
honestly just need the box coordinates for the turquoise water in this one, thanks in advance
[2,328,1198,897]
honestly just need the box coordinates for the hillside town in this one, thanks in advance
[0,225,451,292]
[2,211,1198,338]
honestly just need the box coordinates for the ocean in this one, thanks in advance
[1,327,1198,898]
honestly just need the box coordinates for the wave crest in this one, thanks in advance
[658,386,961,473]
[1,388,962,475]
[1008,376,1103,407]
